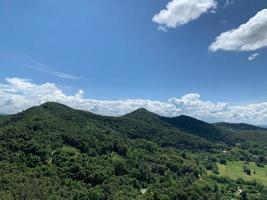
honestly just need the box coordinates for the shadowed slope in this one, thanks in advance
[161,115,230,143]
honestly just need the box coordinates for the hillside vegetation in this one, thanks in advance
[0,102,266,199]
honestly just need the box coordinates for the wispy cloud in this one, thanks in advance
[24,59,80,80]
[248,53,260,61]
[48,71,80,80]
[158,25,168,32]
[223,0,234,8]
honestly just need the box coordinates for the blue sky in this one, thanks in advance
[0,0,267,124]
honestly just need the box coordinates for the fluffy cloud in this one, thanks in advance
[1,78,267,124]
[0,78,180,117]
[153,0,217,29]
[209,9,267,51]
[248,53,260,61]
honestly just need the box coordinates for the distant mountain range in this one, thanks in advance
[0,102,266,147]
[214,122,267,131]
[259,125,267,129]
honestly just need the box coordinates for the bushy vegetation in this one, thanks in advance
[0,102,266,199]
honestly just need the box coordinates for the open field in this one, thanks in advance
[218,161,267,186]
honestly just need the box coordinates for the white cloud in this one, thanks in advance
[49,71,80,80]
[0,78,180,117]
[1,78,267,124]
[248,53,260,61]
[153,0,217,29]
[209,9,267,52]
[158,25,168,32]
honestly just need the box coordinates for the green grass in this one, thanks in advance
[61,146,80,154]
[48,146,80,164]
[217,161,267,186]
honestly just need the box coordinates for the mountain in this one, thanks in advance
[0,102,266,199]
[123,108,159,121]
[214,122,267,145]
[161,115,230,143]
[120,108,216,150]
[258,125,267,129]
[214,122,267,131]
[0,113,7,119]
[0,103,213,199]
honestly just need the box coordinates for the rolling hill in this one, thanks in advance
[214,122,267,145]
[214,122,267,131]
[161,115,229,143]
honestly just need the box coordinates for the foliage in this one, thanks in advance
[0,102,266,199]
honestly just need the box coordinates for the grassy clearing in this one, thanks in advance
[48,146,80,164]
[61,146,80,154]
[217,161,267,186]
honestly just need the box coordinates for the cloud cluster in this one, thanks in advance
[1,78,267,124]
[209,9,267,52]
[153,1,267,55]
[0,78,180,117]
[153,0,217,29]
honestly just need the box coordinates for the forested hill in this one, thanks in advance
[0,113,9,123]
[161,115,228,142]
[214,122,267,145]
[0,102,267,199]
[214,122,267,131]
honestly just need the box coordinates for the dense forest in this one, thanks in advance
[0,102,267,199]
